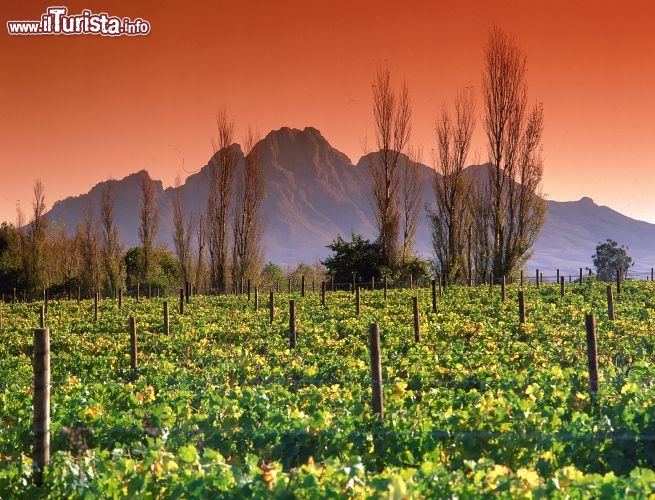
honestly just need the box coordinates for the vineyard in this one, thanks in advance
[2,279,655,497]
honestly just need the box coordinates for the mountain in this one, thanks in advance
[46,126,655,274]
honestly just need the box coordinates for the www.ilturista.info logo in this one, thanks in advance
[7,6,151,36]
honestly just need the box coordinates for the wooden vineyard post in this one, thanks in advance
[356,287,361,316]
[312,281,315,293]
[163,301,170,335]
[129,317,138,373]
[412,296,420,342]
[606,285,615,321]
[518,290,526,324]
[136,282,140,302]
[616,270,622,295]
[520,270,523,287]
[556,268,560,285]
[371,276,375,291]
[301,276,305,298]
[94,292,99,322]
[254,286,259,311]
[535,269,539,288]
[409,274,413,290]
[289,300,296,349]
[585,314,600,396]
[269,290,275,323]
[501,276,506,302]
[179,288,184,315]
[431,279,437,313]
[118,288,122,309]
[33,327,50,487]
[288,277,291,294]
[39,305,45,329]
[248,279,252,301]
[321,281,326,307]
[368,323,384,419]
[579,268,583,285]
[384,277,387,301]
[560,276,565,298]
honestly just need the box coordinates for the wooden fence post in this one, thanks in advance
[356,287,361,316]
[33,327,50,487]
[248,279,252,301]
[518,290,526,324]
[616,270,622,295]
[289,300,296,349]
[579,268,583,285]
[269,290,275,323]
[254,286,259,311]
[556,268,560,285]
[535,269,539,288]
[301,276,305,297]
[585,314,600,396]
[520,270,523,287]
[129,317,138,373]
[606,285,615,320]
[93,292,98,321]
[560,276,565,298]
[431,279,437,313]
[321,281,326,307]
[163,301,170,334]
[501,276,506,302]
[368,323,384,419]
[179,288,184,315]
[412,296,420,342]
[118,288,122,309]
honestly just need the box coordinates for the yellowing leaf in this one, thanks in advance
[517,468,541,488]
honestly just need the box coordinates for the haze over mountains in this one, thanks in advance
[46,127,655,275]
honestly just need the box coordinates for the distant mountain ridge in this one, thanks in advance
[46,126,655,273]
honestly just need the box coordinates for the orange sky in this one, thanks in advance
[2,0,655,225]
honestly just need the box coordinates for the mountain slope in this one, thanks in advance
[45,126,655,273]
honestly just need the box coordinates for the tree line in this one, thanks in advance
[0,27,549,297]
[360,26,546,286]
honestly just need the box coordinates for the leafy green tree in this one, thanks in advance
[125,246,180,292]
[260,261,285,291]
[592,239,634,281]
[322,233,385,284]
[0,222,24,294]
